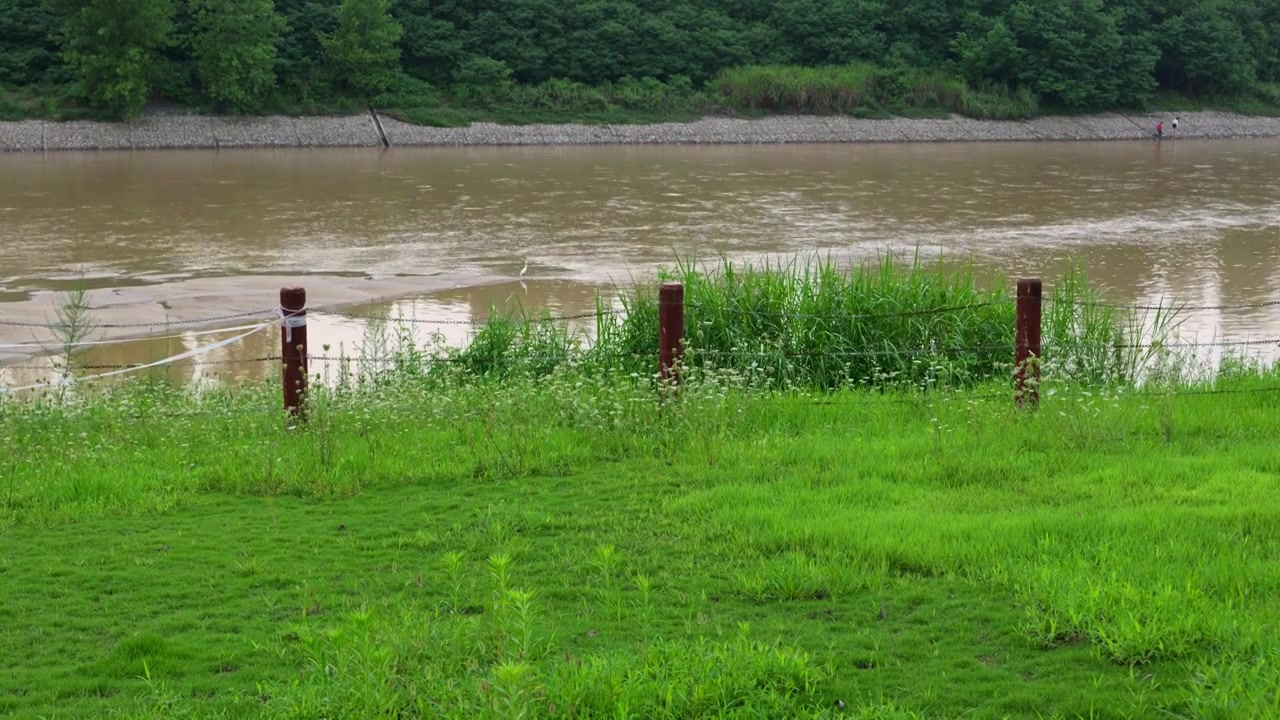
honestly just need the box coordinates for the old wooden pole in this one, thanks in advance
[280,287,309,418]
[1015,278,1042,409]
[658,282,685,388]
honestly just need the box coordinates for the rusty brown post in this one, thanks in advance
[280,287,309,418]
[658,282,685,388]
[1015,278,1042,409]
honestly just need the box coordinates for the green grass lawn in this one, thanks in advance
[3,369,1280,719]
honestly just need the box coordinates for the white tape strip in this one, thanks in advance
[0,323,269,394]
[0,323,270,350]
[276,307,307,344]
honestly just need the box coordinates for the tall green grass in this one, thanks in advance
[381,62,1041,127]
[429,256,1177,392]
[716,65,1040,120]
[2,255,1183,402]
[595,254,1016,391]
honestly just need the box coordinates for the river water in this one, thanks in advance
[2,140,1279,387]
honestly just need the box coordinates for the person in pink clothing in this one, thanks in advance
[1156,121,1164,139]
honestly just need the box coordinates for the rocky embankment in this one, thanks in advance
[0,109,1275,151]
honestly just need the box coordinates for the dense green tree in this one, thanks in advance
[320,0,403,96]
[189,0,284,111]
[1257,0,1280,81]
[1109,2,1161,105]
[884,0,956,66]
[769,0,887,65]
[0,0,60,86]
[952,18,1022,87]
[273,0,335,102]
[450,55,515,107]
[7,0,1280,117]
[1004,0,1151,108]
[1158,2,1258,94]
[391,0,463,85]
[656,6,758,81]
[548,1,663,84]
[471,1,565,83]
[54,0,175,117]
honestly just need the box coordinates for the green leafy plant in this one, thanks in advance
[53,0,174,118]
[189,0,284,112]
[320,0,403,97]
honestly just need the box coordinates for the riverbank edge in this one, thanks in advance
[1,109,1277,151]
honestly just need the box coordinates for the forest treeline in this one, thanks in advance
[2,0,1279,122]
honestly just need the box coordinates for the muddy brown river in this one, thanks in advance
[2,140,1279,387]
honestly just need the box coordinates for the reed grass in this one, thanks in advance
[716,65,1040,120]
[608,254,1017,391]
[440,255,1179,392]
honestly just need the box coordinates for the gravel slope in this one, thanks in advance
[0,110,1272,151]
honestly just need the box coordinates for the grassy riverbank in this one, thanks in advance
[4,370,1280,718]
[3,260,1278,718]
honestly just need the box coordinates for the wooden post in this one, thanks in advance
[1015,278,1042,409]
[280,287,308,418]
[658,282,685,388]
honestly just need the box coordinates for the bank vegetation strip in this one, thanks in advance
[7,0,1280,126]
[2,109,1279,152]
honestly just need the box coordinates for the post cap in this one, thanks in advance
[280,286,307,310]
